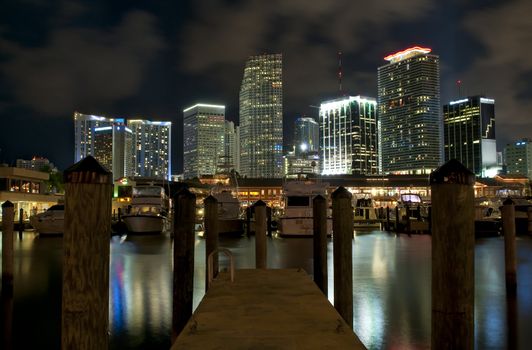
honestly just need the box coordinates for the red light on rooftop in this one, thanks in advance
[384,46,432,61]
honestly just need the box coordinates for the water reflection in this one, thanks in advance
[1,231,531,349]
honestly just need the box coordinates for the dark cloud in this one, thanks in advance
[460,0,532,145]
[180,0,436,114]
[0,10,164,116]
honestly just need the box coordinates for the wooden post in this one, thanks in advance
[332,186,353,328]
[386,206,391,231]
[430,159,475,350]
[395,206,400,233]
[117,207,122,222]
[2,201,14,292]
[204,195,219,291]
[313,195,327,296]
[62,156,113,350]
[172,188,196,341]
[428,206,432,234]
[405,204,411,234]
[502,198,517,294]
[254,200,267,269]
[528,207,532,236]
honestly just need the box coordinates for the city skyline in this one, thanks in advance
[0,1,531,172]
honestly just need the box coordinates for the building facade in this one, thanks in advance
[224,121,240,173]
[505,139,532,179]
[16,157,56,172]
[239,53,283,178]
[319,96,378,175]
[183,104,225,179]
[74,112,124,163]
[93,125,134,179]
[127,120,172,180]
[378,46,442,174]
[443,96,497,177]
[294,117,319,156]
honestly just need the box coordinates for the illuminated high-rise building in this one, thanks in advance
[319,96,378,175]
[443,96,497,177]
[183,104,225,179]
[505,139,532,179]
[73,112,124,162]
[378,46,441,174]
[93,125,134,179]
[224,121,240,173]
[127,120,172,180]
[294,117,319,156]
[239,53,283,178]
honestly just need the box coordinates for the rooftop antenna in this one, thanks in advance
[456,80,462,98]
[338,51,343,95]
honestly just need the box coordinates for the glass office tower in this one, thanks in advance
[239,53,283,178]
[378,46,441,174]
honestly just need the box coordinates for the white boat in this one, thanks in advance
[212,190,244,236]
[278,181,332,237]
[29,204,64,235]
[122,186,169,234]
[353,196,381,230]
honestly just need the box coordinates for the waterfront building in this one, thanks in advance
[443,96,497,177]
[294,117,319,156]
[183,103,225,179]
[16,157,56,172]
[378,46,442,174]
[74,112,124,162]
[127,119,172,180]
[504,138,532,179]
[0,166,60,221]
[224,121,240,173]
[319,96,378,175]
[239,53,283,178]
[93,125,134,179]
[283,150,320,177]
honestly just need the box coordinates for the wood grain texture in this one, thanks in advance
[172,190,196,341]
[502,202,517,292]
[62,183,112,350]
[2,204,14,289]
[313,195,327,296]
[431,183,474,350]
[332,188,353,328]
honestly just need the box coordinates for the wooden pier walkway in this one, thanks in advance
[172,269,366,349]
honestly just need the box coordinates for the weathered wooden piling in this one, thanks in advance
[312,195,327,296]
[62,156,113,350]
[332,186,353,328]
[254,200,267,269]
[172,188,196,341]
[204,195,219,291]
[430,159,475,350]
[2,201,14,292]
[502,198,517,294]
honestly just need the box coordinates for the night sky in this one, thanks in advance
[1,0,531,172]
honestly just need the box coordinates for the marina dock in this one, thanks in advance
[172,269,366,349]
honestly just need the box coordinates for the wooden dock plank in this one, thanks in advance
[172,269,366,349]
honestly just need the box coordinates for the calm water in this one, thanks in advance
[1,231,531,349]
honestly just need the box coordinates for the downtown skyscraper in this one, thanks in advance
[378,46,442,174]
[239,54,283,178]
[182,103,225,179]
[319,96,378,175]
[73,112,124,162]
[93,125,134,179]
[127,120,172,180]
[443,96,497,177]
[294,117,319,156]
